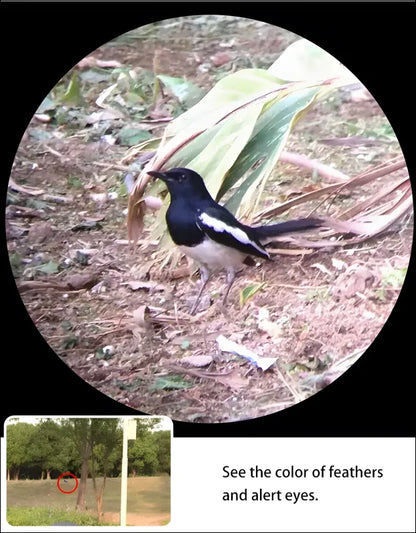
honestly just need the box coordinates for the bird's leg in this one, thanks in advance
[222,267,236,307]
[190,265,210,315]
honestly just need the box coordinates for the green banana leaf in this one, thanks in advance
[128,38,355,243]
[222,87,322,219]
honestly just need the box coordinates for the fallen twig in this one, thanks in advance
[17,272,102,293]
[280,151,349,183]
[165,363,233,380]
[42,194,73,204]
[17,280,78,293]
[40,144,65,158]
[8,178,44,196]
[6,205,45,218]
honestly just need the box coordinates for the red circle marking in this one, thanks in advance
[57,472,79,494]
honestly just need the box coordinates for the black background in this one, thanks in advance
[1,2,415,438]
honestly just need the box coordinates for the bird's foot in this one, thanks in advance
[188,292,211,315]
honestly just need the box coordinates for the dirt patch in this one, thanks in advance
[102,511,170,526]
[6,16,413,423]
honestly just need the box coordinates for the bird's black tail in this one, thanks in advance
[253,217,324,239]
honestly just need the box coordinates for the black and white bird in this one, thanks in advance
[148,167,324,314]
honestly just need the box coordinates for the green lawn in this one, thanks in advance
[7,476,170,526]
[7,507,104,526]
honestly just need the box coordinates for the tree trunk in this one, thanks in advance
[91,447,107,522]
[95,474,107,522]
[76,455,89,510]
[96,492,103,521]
[46,469,51,480]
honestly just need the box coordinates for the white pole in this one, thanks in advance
[120,419,129,527]
[120,418,137,526]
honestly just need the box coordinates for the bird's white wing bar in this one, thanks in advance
[198,212,269,258]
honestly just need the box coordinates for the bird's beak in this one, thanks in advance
[147,170,169,182]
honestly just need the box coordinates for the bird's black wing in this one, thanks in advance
[196,205,269,260]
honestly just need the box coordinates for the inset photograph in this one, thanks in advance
[5,15,413,423]
[5,416,171,526]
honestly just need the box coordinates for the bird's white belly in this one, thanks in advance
[179,237,247,271]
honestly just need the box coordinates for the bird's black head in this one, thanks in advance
[148,167,210,200]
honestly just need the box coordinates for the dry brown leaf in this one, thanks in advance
[28,221,54,243]
[127,189,147,241]
[65,273,101,290]
[129,306,152,338]
[170,265,192,279]
[131,305,151,326]
[254,156,407,222]
[210,52,231,67]
[179,355,213,367]
[215,369,249,390]
[332,264,375,299]
[342,177,410,220]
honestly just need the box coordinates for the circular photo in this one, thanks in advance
[6,15,413,423]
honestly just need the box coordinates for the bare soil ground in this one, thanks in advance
[6,16,412,423]
[102,511,170,526]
